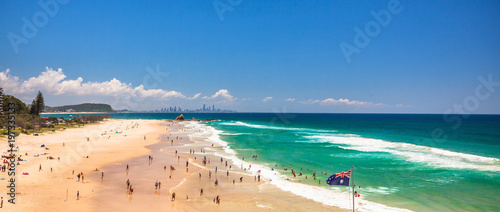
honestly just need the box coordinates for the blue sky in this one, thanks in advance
[1,0,499,113]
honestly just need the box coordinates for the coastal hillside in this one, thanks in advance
[44,103,113,112]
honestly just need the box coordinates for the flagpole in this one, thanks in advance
[352,166,355,212]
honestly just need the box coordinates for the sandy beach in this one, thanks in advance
[0,119,346,212]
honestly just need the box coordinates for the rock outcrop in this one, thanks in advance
[169,114,218,122]
[175,114,185,121]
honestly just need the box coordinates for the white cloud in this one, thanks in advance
[0,69,20,91]
[241,98,251,101]
[301,98,385,107]
[262,96,273,102]
[285,98,295,102]
[301,99,320,104]
[188,93,201,100]
[0,67,203,101]
[202,89,236,102]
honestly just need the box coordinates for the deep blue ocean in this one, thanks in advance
[45,113,500,211]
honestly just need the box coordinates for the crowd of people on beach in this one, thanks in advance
[112,123,232,207]
[14,120,346,209]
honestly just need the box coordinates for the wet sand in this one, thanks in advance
[0,119,347,211]
[93,121,346,212]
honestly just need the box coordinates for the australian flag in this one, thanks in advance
[326,170,351,186]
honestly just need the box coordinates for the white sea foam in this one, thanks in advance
[221,121,336,133]
[187,121,411,212]
[363,187,400,195]
[308,135,500,172]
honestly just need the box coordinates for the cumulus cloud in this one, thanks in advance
[301,99,320,104]
[0,67,207,101]
[262,96,273,102]
[241,98,252,101]
[202,89,236,102]
[0,69,20,91]
[188,93,201,100]
[301,98,385,107]
[285,98,295,102]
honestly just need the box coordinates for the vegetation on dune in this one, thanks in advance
[1,91,111,136]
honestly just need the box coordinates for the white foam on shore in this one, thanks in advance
[221,121,336,133]
[363,187,400,195]
[307,134,500,172]
[184,121,412,212]
[222,121,500,172]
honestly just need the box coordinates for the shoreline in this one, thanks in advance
[0,119,347,211]
[169,121,349,212]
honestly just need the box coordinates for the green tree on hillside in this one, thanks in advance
[1,94,31,128]
[36,91,45,114]
[3,95,30,115]
[30,91,45,115]
[30,99,37,115]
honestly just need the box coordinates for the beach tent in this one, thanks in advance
[41,144,45,147]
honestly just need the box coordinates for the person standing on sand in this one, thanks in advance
[77,173,81,182]
[1,197,3,208]
[200,188,203,196]
[77,191,80,200]
[126,179,130,189]
[155,180,158,189]
[158,181,161,189]
[126,164,129,171]
[39,164,42,171]
[171,192,176,201]
[102,172,104,179]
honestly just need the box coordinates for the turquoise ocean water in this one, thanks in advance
[46,113,500,211]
